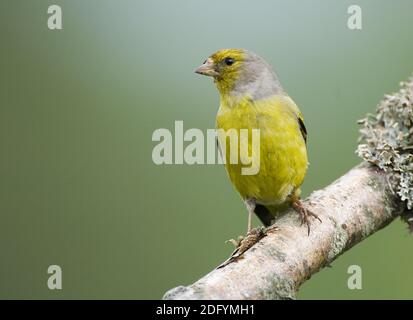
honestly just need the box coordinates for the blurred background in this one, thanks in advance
[1,0,413,299]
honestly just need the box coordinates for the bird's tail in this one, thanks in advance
[254,204,274,227]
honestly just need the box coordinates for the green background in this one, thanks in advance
[1,0,412,299]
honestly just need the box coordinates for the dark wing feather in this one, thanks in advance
[298,116,307,144]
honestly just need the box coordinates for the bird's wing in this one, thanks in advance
[283,96,307,145]
[297,115,307,144]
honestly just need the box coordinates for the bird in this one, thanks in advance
[195,48,321,239]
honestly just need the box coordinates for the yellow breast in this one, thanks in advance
[216,94,308,207]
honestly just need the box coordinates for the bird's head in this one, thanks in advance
[195,48,283,99]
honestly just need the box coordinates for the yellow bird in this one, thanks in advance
[195,48,320,236]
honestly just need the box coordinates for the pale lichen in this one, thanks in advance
[357,75,413,229]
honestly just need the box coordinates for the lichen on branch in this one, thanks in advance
[357,75,413,228]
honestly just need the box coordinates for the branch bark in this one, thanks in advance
[163,163,404,300]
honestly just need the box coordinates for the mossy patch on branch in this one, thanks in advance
[357,75,413,228]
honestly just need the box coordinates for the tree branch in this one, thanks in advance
[164,164,404,299]
[163,75,413,300]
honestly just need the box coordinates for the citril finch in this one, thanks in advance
[195,48,321,236]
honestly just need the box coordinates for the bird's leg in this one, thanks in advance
[244,198,256,234]
[292,199,322,235]
[220,199,275,268]
[226,198,257,248]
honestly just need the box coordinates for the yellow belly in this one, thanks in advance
[216,95,308,209]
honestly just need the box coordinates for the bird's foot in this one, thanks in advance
[229,227,266,251]
[218,227,267,269]
[225,235,245,248]
[292,199,322,235]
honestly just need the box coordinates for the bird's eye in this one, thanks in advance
[224,57,235,66]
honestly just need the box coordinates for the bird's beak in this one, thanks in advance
[195,58,219,77]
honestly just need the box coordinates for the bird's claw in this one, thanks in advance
[293,200,322,235]
[218,227,268,269]
[225,236,245,248]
